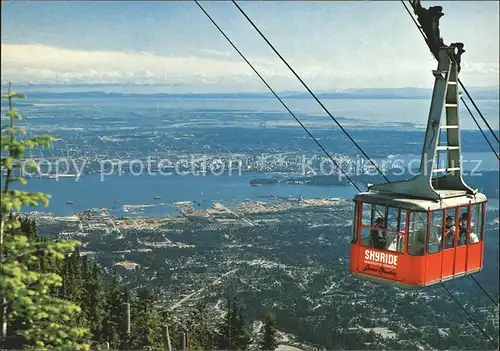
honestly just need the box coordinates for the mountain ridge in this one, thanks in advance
[2,86,498,100]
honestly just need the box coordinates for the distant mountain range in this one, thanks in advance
[1,86,499,100]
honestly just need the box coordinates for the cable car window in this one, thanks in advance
[372,205,386,226]
[385,230,405,254]
[352,203,359,244]
[408,212,427,255]
[361,203,372,226]
[397,233,405,254]
[385,207,403,253]
[444,208,456,249]
[470,203,482,244]
[372,205,388,249]
[386,207,399,231]
[358,204,405,253]
[428,210,444,254]
[360,203,373,245]
[361,227,372,246]
[458,206,469,246]
[399,209,407,232]
[398,210,407,253]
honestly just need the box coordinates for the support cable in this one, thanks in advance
[441,283,497,348]
[459,82,500,144]
[461,96,500,160]
[469,275,499,307]
[194,0,363,193]
[231,0,390,183]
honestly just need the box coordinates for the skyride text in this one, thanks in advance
[364,249,398,270]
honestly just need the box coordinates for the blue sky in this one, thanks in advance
[1,1,499,92]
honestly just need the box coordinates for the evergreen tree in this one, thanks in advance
[29,220,37,241]
[0,84,88,349]
[190,302,215,350]
[62,249,91,346]
[19,218,37,242]
[216,298,234,350]
[102,275,127,349]
[82,261,107,346]
[38,236,58,275]
[129,289,163,350]
[59,248,83,303]
[161,317,184,351]
[259,312,279,351]
[191,303,215,350]
[3,218,48,349]
[216,297,251,350]
[232,300,251,350]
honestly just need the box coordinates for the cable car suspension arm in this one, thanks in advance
[402,0,500,309]
[402,0,500,147]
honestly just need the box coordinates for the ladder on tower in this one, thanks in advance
[368,45,476,200]
[433,57,460,175]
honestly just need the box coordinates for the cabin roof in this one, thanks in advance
[353,191,487,211]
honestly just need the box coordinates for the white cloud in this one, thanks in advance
[0,44,370,85]
[198,49,233,58]
[1,43,498,91]
[1,43,271,85]
[462,62,499,75]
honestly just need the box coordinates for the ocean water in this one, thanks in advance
[6,96,499,130]
[22,172,357,217]
[22,172,499,217]
[2,95,498,216]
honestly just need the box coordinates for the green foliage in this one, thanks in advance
[102,275,129,349]
[259,312,279,351]
[216,297,252,350]
[81,258,107,345]
[0,84,89,350]
[1,85,293,351]
[189,302,215,350]
[129,289,164,349]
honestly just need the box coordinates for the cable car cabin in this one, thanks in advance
[350,192,486,288]
[349,45,488,288]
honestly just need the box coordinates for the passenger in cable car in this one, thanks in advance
[370,217,387,250]
[444,215,456,249]
[469,230,480,244]
[458,212,480,244]
[429,221,443,253]
[458,212,469,246]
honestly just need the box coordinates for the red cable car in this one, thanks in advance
[350,45,487,288]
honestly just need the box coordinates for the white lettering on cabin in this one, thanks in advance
[364,249,398,268]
